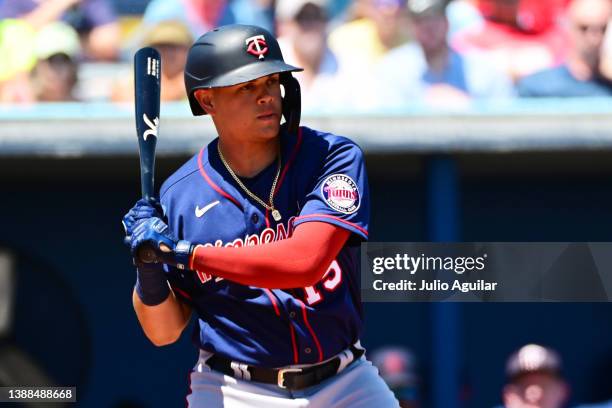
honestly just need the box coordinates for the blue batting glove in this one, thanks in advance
[130,217,194,270]
[122,199,172,305]
[122,198,164,245]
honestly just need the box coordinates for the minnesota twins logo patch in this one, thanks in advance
[321,174,360,214]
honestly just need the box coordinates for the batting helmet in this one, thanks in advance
[184,24,303,133]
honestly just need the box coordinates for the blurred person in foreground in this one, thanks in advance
[370,347,420,408]
[112,21,193,102]
[328,0,411,79]
[502,344,569,408]
[517,0,612,97]
[0,0,120,61]
[451,0,569,82]
[376,0,513,109]
[276,0,349,111]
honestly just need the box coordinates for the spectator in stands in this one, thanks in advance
[375,0,513,108]
[517,0,612,97]
[30,22,81,101]
[446,0,484,38]
[325,0,353,22]
[0,18,37,103]
[112,20,193,102]
[370,346,420,408]
[502,344,569,408]
[143,0,276,37]
[0,0,120,61]
[451,0,570,82]
[228,0,274,33]
[276,0,342,111]
[142,0,224,39]
[328,0,411,78]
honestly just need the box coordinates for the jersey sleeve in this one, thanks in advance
[294,138,370,241]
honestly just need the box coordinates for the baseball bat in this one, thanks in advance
[134,47,161,263]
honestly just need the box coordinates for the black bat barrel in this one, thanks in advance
[134,47,161,201]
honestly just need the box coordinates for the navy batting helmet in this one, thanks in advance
[184,24,303,133]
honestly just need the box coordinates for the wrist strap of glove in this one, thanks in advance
[174,240,194,270]
[134,263,170,306]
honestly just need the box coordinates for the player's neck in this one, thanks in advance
[217,137,280,178]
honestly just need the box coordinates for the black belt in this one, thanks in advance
[204,344,364,390]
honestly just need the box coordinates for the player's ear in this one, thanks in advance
[194,89,215,114]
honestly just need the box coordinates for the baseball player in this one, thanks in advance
[123,24,399,407]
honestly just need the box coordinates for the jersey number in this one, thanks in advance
[304,260,342,305]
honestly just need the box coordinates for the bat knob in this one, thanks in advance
[137,244,158,263]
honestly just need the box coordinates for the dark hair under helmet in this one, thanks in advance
[184,24,303,133]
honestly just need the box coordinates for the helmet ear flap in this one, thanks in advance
[280,73,301,135]
[188,88,206,116]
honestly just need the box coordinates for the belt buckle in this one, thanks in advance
[277,368,302,389]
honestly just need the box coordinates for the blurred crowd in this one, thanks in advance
[2,0,612,111]
[370,343,612,408]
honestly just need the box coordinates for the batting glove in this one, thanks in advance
[122,198,174,305]
[130,217,194,270]
[122,197,164,244]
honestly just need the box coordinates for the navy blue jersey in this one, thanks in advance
[159,126,370,368]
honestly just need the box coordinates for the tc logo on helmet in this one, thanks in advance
[245,35,268,60]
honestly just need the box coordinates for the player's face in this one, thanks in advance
[503,373,568,408]
[207,74,282,142]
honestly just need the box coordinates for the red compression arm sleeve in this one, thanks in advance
[189,222,350,289]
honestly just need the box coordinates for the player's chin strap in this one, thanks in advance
[281,73,301,136]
